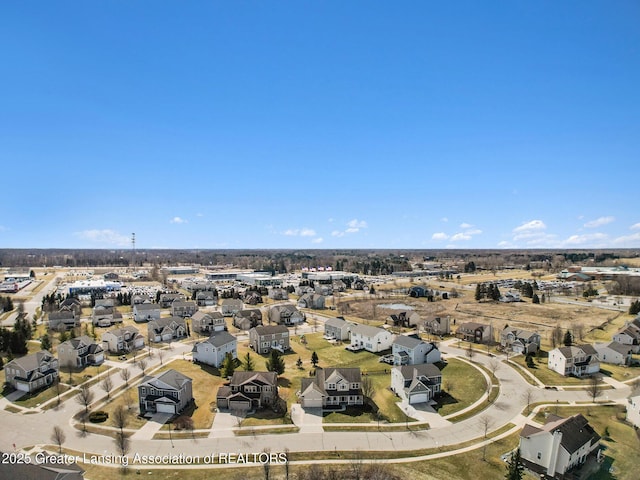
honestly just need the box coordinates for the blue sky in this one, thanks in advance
[1,1,639,250]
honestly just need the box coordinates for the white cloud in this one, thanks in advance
[332,219,367,237]
[441,217,448,222]
[630,223,640,230]
[450,233,472,241]
[432,232,449,240]
[331,230,344,237]
[170,217,188,224]
[347,219,368,229]
[196,213,204,217]
[75,229,130,246]
[283,228,317,237]
[497,241,513,248]
[563,233,609,246]
[300,229,316,237]
[513,220,546,233]
[466,229,483,235]
[460,223,473,229]
[613,232,640,246]
[584,216,615,228]
[311,237,324,244]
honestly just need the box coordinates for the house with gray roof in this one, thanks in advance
[233,309,263,330]
[612,316,640,353]
[101,326,145,353]
[192,331,237,368]
[92,305,123,326]
[456,322,493,344]
[249,325,290,354]
[4,351,59,393]
[592,341,633,366]
[297,293,325,310]
[392,335,441,365]
[191,311,226,334]
[58,335,104,368]
[138,369,193,415]
[221,298,243,317]
[47,309,79,331]
[349,324,394,352]
[195,290,217,306]
[424,316,451,336]
[216,371,279,412]
[269,304,305,325]
[519,414,600,478]
[133,302,161,323]
[299,367,363,409]
[500,326,541,354]
[159,293,185,308]
[171,300,198,318]
[147,317,187,343]
[387,311,420,328]
[548,345,600,377]
[390,363,442,405]
[324,317,354,341]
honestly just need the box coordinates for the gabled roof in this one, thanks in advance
[325,317,348,329]
[104,325,140,337]
[228,371,278,387]
[134,303,159,311]
[143,369,192,391]
[595,341,633,356]
[547,414,600,454]
[7,351,56,372]
[251,325,288,336]
[502,326,539,340]
[395,363,441,381]
[393,335,425,349]
[199,331,237,348]
[351,323,387,338]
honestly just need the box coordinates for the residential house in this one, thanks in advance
[390,363,442,405]
[59,297,82,315]
[500,326,541,354]
[268,288,289,300]
[216,371,279,412]
[47,310,79,331]
[548,345,600,377]
[221,298,243,317]
[324,317,354,341]
[424,316,451,336]
[299,367,363,409]
[269,304,305,326]
[243,291,263,305]
[191,311,226,334]
[387,311,420,328]
[297,293,325,310]
[133,303,161,323]
[147,317,188,343]
[499,291,522,302]
[249,325,290,354]
[612,317,640,353]
[131,293,152,305]
[192,331,237,368]
[456,322,493,344]
[195,290,217,307]
[91,305,123,327]
[171,300,198,318]
[350,324,394,353]
[392,335,441,365]
[138,369,193,415]
[519,414,601,478]
[94,298,115,308]
[4,351,59,393]
[314,284,332,296]
[159,293,185,308]
[233,309,263,330]
[101,326,145,354]
[592,341,633,366]
[57,336,104,368]
[627,388,640,428]
[408,286,431,298]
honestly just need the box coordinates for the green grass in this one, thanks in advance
[600,363,640,382]
[14,382,72,408]
[510,354,595,386]
[435,358,488,417]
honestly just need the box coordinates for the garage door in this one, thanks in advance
[156,403,176,414]
[303,397,323,408]
[409,393,428,405]
[16,382,30,392]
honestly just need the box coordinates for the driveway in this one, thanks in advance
[130,412,173,440]
[209,410,240,438]
[292,404,324,433]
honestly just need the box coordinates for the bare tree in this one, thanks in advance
[465,342,475,362]
[76,385,95,417]
[262,447,271,480]
[587,374,602,402]
[101,375,113,400]
[232,409,246,429]
[136,358,148,375]
[51,425,66,454]
[114,431,130,457]
[522,388,536,415]
[551,325,563,349]
[361,376,374,401]
[284,448,290,480]
[479,414,492,460]
[119,367,131,387]
[574,324,585,343]
[349,449,364,480]
[158,349,165,365]
[113,405,129,436]
[487,358,500,377]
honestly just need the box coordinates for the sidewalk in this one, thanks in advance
[130,412,173,440]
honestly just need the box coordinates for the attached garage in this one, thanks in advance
[156,402,176,414]
[16,382,30,392]
[409,392,429,405]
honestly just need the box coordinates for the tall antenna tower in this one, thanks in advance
[131,233,136,268]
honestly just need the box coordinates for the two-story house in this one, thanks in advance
[424,316,451,336]
[548,345,600,377]
[519,414,600,478]
[101,326,145,354]
[138,369,193,415]
[592,341,633,366]
[456,322,493,344]
[299,367,363,409]
[195,290,217,307]
[191,311,226,334]
[233,309,263,331]
[392,335,441,365]
[324,317,354,341]
[147,317,188,343]
[132,303,161,323]
[500,326,541,355]
[269,304,305,326]
[192,331,237,368]
[47,310,79,331]
[221,298,243,317]
[4,351,59,393]
[57,336,104,368]
[297,293,325,310]
[159,293,185,308]
[92,305,123,327]
[216,371,279,412]
[349,324,394,353]
[171,300,198,318]
[390,363,442,405]
[248,325,290,354]
[388,311,420,328]
[612,317,640,353]
[627,388,640,428]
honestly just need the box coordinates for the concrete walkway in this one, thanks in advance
[130,412,173,440]
[292,405,324,433]
[209,410,239,438]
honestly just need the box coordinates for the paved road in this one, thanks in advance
[1,273,62,327]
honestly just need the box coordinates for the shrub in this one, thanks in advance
[89,411,109,423]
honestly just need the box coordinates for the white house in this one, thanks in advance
[133,303,161,323]
[612,317,640,353]
[519,414,600,478]
[350,324,394,353]
[58,336,104,368]
[390,363,442,405]
[324,317,354,341]
[547,345,600,377]
[627,389,640,428]
[500,326,541,355]
[191,331,237,368]
[592,341,633,366]
[101,326,145,353]
[392,335,441,365]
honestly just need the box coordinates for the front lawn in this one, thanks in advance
[435,358,488,417]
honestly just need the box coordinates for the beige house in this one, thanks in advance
[57,335,104,368]
[4,351,59,393]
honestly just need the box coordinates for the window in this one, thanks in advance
[537,452,541,460]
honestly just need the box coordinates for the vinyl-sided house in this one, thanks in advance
[216,371,279,412]
[195,290,217,307]
[349,324,393,353]
[627,388,640,428]
[101,326,145,354]
[388,311,420,328]
[191,311,226,334]
[456,322,493,344]
[612,317,640,353]
[548,345,600,377]
[92,305,123,327]
[159,293,185,308]
[299,367,363,409]
[519,414,600,478]
[4,351,59,393]
[133,303,161,323]
[269,304,305,326]
[424,316,451,336]
[500,326,541,355]
[392,335,441,365]
[47,310,79,331]
[192,331,237,368]
[249,325,290,354]
[592,341,633,366]
[138,369,193,415]
[171,300,198,318]
[297,293,325,310]
[57,336,104,368]
[147,317,188,343]
[233,309,263,330]
[268,288,288,300]
[221,298,243,317]
[324,317,354,341]
[390,363,442,405]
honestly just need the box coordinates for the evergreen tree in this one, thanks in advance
[311,351,319,367]
[243,352,255,371]
[475,283,483,301]
[629,300,640,315]
[563,330,573,347]
[0,355,3,370]
[59,330,69,343]
[265,349,285,375]
[41,334,52,351]
[221,352,236,378]
[532,293,540,304]
[505,448,524,480]
[296,357,303,369]
[491,283,501,301]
